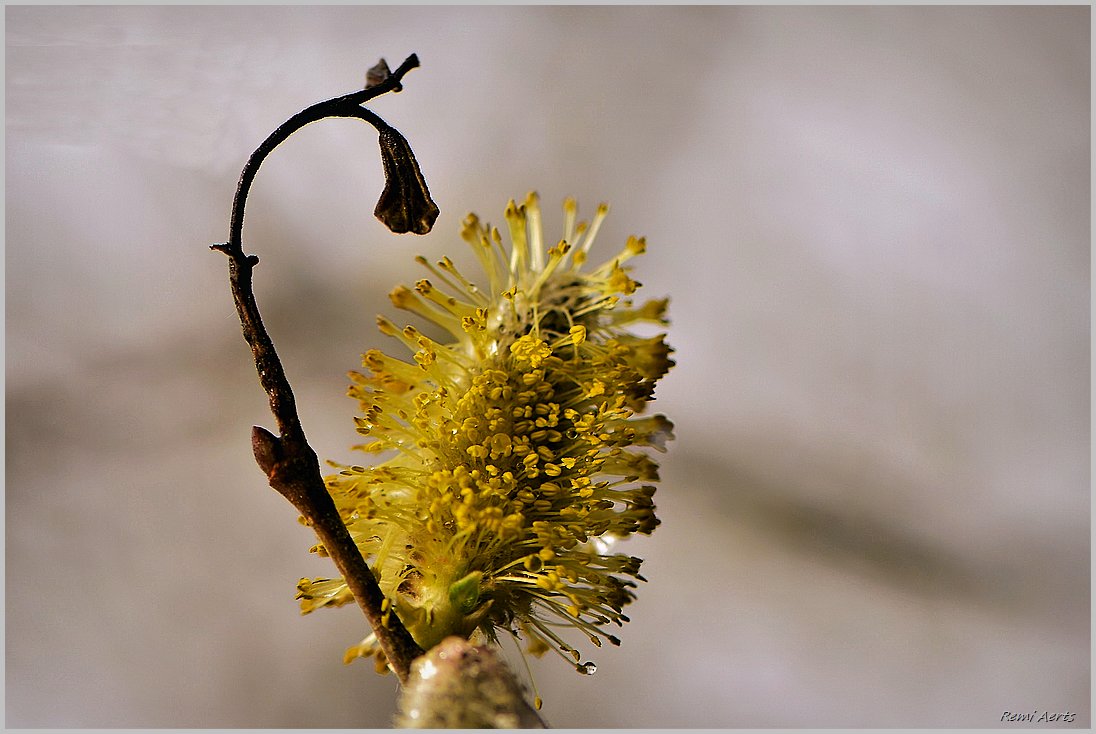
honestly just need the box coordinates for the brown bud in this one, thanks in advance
[251,425,282,475]
[374,125,440,235]
[366,58,392,89]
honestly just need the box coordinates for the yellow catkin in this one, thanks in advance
[301,195,675,676]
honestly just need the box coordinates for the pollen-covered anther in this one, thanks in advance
[389,285,417,308]
[537,481,561,498]
[487,433,513,458]
[548,240,571,258]
[606,264,638,295]
[376,315,399,336]
[461,310,487,333]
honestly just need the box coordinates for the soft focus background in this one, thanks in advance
[6,5,1089,728]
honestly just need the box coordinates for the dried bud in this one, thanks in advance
[365,58,392,89]
[374,125,440,235]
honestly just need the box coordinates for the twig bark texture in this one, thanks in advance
[211,54,437,683]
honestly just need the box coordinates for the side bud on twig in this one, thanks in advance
[251,425,283,475]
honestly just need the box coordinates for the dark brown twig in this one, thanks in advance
[211,54,432,682]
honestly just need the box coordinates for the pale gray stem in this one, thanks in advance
[395,636,548,728]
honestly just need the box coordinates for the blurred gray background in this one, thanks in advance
[6,5,1089,728]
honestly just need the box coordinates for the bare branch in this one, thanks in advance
[211,54,432,682]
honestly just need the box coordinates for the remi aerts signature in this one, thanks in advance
[1001,711,1077,723]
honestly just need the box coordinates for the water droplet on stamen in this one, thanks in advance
[577,661,597,675]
